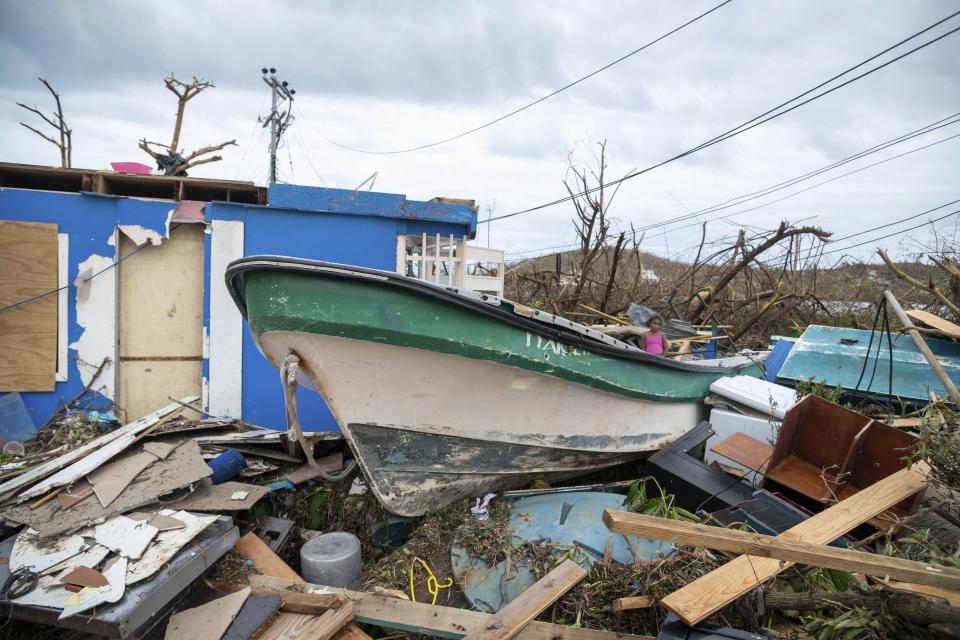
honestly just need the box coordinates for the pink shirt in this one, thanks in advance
[641,333,666,355]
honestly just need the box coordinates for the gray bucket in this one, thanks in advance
[300,531,362,587]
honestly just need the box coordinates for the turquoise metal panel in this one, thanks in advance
[776,325,960,402]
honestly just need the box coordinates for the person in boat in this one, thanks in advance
[641,314,671,356]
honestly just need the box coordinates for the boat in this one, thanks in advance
[225,256,764,516]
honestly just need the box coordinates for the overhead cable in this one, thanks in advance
[311,1,734,154]
[485,14,960,223]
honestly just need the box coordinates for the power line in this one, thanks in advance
[820,206,960,257]
[0,226,181,315]
[629,114,960,234]
[485,13,960,224]
[312,1,734,155]
[653,128,960,236]
[505,116,960,257]
[761,198,960,263]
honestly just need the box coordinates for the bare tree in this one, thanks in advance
[139,74,236,176]
[17,78,72,168]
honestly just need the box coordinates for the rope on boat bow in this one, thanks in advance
[280,350,358,483]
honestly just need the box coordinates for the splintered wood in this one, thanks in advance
[659,461,930,626]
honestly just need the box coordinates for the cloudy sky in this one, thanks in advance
[1,0,958,262]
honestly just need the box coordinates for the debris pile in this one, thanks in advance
[2,290,959,640]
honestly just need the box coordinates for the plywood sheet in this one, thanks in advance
[0,220,58,391]
[88,450,159,507]
[118,224,204,422]
[165,586,250,640]
[1,439,211,538]
[170,480,270,512]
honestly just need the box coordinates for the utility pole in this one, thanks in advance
[260,67,295,184]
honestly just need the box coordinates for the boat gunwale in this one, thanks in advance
[224,255,758,374]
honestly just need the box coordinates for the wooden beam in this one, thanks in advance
[232,531,365,640]
[234,531,302,582]
[884,290,960,404]
[611,596,653,612]
[248,575,654,640]
[462,559,586,640]
[258,603,353,640]
[603,509,960,591]
[659,461,930,626]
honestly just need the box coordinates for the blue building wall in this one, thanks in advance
[0,189,174,426]
[1,181,476,432]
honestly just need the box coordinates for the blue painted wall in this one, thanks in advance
[1,182,476,433]
[0,189,174,426]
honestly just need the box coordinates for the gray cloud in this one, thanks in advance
[1,0,959,260]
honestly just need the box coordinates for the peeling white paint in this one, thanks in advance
[116,224,163,246]
[70,254,117,399]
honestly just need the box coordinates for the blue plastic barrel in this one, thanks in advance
[207,449,247,484]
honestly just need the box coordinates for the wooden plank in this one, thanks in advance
[233,531,366,640]
[259,603,353,640]
[611,596,653,611]
[283,452,343,485]
[242,586,344,614]
[330,623,373,640]
[907,309,960,340]
[249,575,656,640]
[660,461,930,626]
[462,559,585,640]
[0,220,58,391]
[603,509,960,590]
[0,397,195,501]
[234,531,302,582]
[709,432,772,473]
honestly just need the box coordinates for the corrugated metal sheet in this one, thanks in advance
[776,324,960,402]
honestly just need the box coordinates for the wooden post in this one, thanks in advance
[884,290,960,404]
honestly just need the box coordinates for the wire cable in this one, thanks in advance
[505,120,960,258]
[818,206,960,257]
[310,1,734,155]
[485,14,960,223]
[0,225,182,315]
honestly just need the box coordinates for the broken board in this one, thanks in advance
[88,450,160,507]
[165,586,250,640]
[14,398,194,501]
[907,309,960,340]
[170,479,270,511]
[1,439,211,538]
[660,461,930,625]
[127,510,218,585]
[0,516,239,638]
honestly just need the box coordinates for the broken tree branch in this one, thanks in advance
[16,78,72,167]
[878,248,960,318]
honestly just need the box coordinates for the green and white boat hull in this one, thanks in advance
[227,257,764,516]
